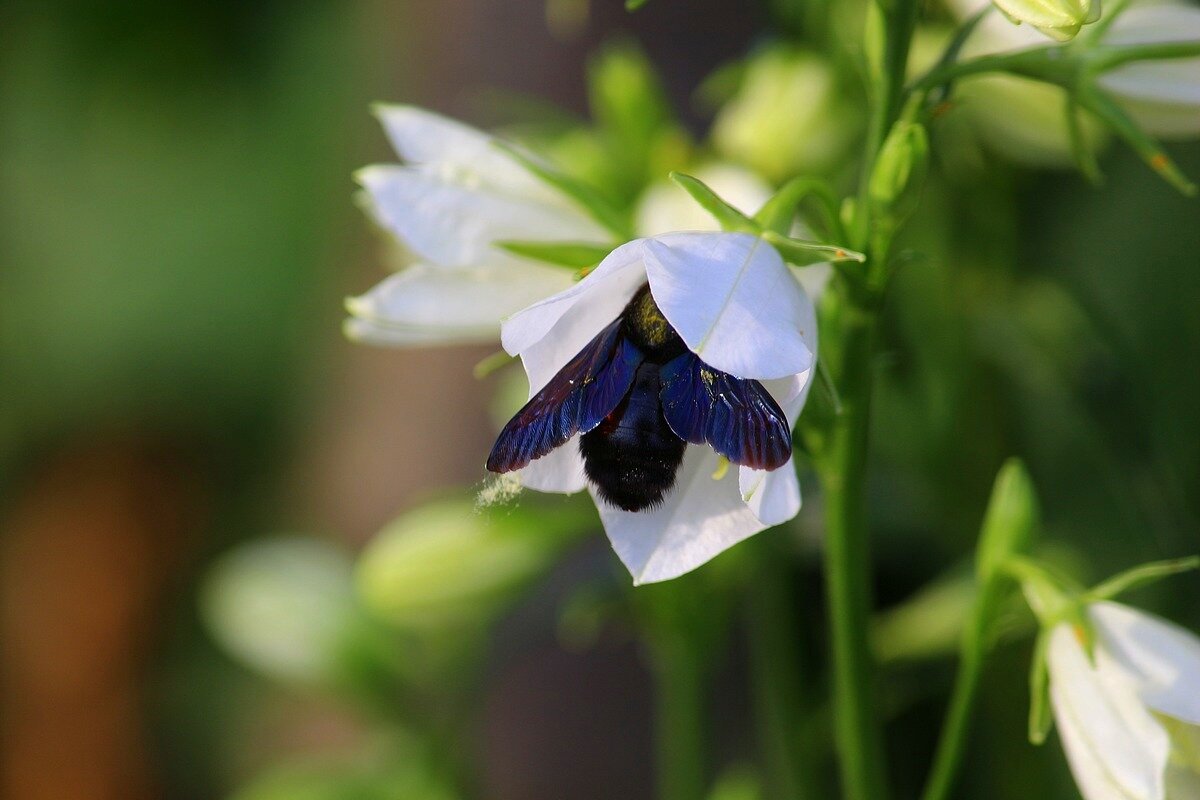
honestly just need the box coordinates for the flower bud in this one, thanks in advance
[712,48,855,181]
[991,0,1100,41]
[868,121,930,226]
[355,498,584,631]
[201,537,359,685]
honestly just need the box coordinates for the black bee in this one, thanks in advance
[486,284,792,511]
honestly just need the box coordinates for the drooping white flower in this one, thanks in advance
[949,0,1200,141]
[1097,4,1200,138]
[346,105,782,347]
[1047,601,1200,800]
[345,105,606,346]
[492,231,816,584]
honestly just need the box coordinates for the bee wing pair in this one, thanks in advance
[486,318,792,474]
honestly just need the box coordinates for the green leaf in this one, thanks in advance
[669,171,759,233]
[1027,628,1054,745]
[1085,556,1200,603]
[625,0,651,9]
[762,230,865,267]
[497,240,613,269]
[976,459,1039,583]
[1077,88,1197,196]
[754,176,843,238]
[495,141,634,237]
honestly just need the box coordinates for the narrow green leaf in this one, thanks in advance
[762,230,865,267]
[754,176,843,238]
[495,141,635,237]
[1027,629,1054,745]
[497,240,613,269]
[669,171,759,233]
[1085,556,1200,603]
[1078,88,1197,196]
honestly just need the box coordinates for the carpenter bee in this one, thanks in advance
[486,284,792,511]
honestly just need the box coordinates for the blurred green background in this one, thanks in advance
[1,1,1197,799]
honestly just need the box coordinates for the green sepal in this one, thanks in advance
[762,230,866,267]
[1003,556,1079,625]
[495,141,635,236]
[1084,556,1200,604]
[1076,88,1197,196]
[497,240,613,269]
[1027,628,1054,745]
[976,459,1039,584]
[1064,97,1104,187]
[473,350,515,379]
[753,176,843,239]
[669,171,760,233]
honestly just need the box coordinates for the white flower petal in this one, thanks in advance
[596,447,767,584]
[519,437,587,494]
[501,240,647,391]
[1049,623,1171,800]
[343,317,490,347]
[373,104,561,200]
[739,458,801,526]
[347,263,573,345]
[645,232,815,380]
[357,166,604,269]
[736,370,813,525]
[1092,602,1200,726]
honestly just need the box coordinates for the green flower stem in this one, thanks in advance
[820,297,889,800]
[908,48,1062,95]
[818,1,922,796]
[653,629,707,800]
[746,547,819,800]
[917,579,995,800]
[1089,41,1200,71]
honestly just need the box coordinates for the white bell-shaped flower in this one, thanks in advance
[949,0,1200,140]
[1047,601,1200,800]
[346,106,605,346]
[495,231,816,584]
[1097,4,1200,139]
[347,106,781,347]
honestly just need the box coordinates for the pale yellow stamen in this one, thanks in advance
[712,457,730,481]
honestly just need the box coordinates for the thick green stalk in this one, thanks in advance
[653,632,706,800]
[821,297,888,800]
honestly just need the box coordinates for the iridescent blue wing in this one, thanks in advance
[659,352,792,470]
[486,318,645,473]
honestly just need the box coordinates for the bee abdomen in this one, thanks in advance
[580,362,686,512]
